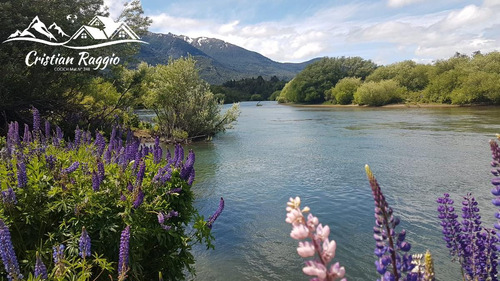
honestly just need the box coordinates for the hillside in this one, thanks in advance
[137,32,319,84]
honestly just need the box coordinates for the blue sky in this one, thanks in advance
[106,0,500,64]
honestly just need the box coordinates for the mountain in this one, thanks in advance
[137,32,320,84]
[48,23,69,38]
[23,16,56,41]
[8,30,22,39]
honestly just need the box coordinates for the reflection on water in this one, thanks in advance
[146,102,500,281]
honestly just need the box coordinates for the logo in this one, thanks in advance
[4,15,147,49]
[3,15,148,70]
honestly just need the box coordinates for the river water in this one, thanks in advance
[149,102,500,281]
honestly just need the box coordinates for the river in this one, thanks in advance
[151,102,500,280]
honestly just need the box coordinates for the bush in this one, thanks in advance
[0,109,220,280]
[328,77,362,104]
[354,80,405,106]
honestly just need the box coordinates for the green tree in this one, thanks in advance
[278,57,377,103]
[354,80,405,106]
[327,77,362,104]
[144,57,240,140]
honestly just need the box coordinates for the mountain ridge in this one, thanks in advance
[137,32,320,84]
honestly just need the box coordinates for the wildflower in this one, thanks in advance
[187,169,195,185]
[94,131,106,156]
[285,196,346,281]
[180,150,195,180]
[153,136,162,164]
[53,244,65,264]
[97,160,105,183]
[23,123,31,144]
[45,155,56,170]
[44,120,51,141]
[92,171,100,191]
[1,186,17,205]
[136,160,146,187]
[34,251,48,279]
[32,107,41,138]
[166,187,182,195]
[424,250,435,281]
[16,161,27,188]
[207,197,224,229]
[118,226,131,280]
[0,219,23,281]
[174,144,184,168]
[62,161,79,174]
[127,182,133,192]
[7,121,20,149]
[133,187,144,209]
[79,227,91,258]
[366,165,413,280]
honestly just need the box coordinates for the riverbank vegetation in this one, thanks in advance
[277,51,500,106]
[210,76,287,103]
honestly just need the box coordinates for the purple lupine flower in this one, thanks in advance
[53,244,65,264]
[127,182,133,192]
[23,123,32,144]
[437,194,463,259]
[92,171,100,191]
[165,148,171,162]
[97,160,105,183]
[180,150,195,180]
[45,155,56,170]
[135,160,146,187]
[174,144,184,168]
[104,147,112,163]
[94,131,106,156]
[132,151,141,172]
[187,169,195,185]
[126,129,134,144]
[157,212,165,224]
[142,146,150,157]
[207,197,224,229]
[34,251,48,279]
[32,107,41,138]
[1,187,17,205]
[120,192,126,201]
[0,219,23,281]
[79,227,91,258]
[17,161,27,188]
[53,126,63,146]
[74,127,82,148]
[62,161,79,174]
[365,165,413,280]
[7,121,20,149]
[153,137,163,164]
[44,120,51,142]
[133,187,144,209]
[118,226,131,278]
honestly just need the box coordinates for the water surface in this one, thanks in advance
[178,102,500,281]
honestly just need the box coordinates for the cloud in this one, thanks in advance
[387,0,426,8]
[102,0,128,19]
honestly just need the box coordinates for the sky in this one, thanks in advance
[105,0,500,65]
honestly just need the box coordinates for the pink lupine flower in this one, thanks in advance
[291,224,309,240]
[303,260,327,280]
[297,241,315,257]
[285,196,346,281]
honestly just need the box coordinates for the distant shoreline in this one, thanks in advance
[281,103,499,109]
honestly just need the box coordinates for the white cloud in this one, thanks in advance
[387,0,426,8]
[102,0,128,19]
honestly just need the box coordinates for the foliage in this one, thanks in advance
[278,57,377,103]
[0,0,150,136]
[143,57,240,141]
[210,76,287,103]
[0,110,221,280]
[326,77,362,105]
[353,80,404,106]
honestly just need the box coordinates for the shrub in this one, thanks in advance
[327,77,362,105]
[353,80,405,106]
[0,108,221,280]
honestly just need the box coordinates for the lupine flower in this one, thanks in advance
[0,219,23,281]
[127,182,133,192]
[62,161,79,174]
[157,211,178,230]
[44,120,51,142]
[16,161,27,188]
[91,171,100,191]
[207,197,224,229]
[23,123,31,144]
[97,160,105,183]
[7,121,20,149]
[174,144,184,168]
[285,197,346,281]
[53,244,65,264]
[165,149,171,162]
[187,169,195,185]
[423,250,435,281]
[166,187,182,195]
[45,155,56,170]
[136,160,146,187]
[104,147,112,162]
[118,226,131,280]
[180,150,195,180]
[34,251,48,279]
[365,165,413,280]
[32,107,41,138]
[54,126,63,146]
[1,186,17,205]
[153,136,162,164]
[79,227,91,258]
[133,187,144,209]
[94,131,106,156]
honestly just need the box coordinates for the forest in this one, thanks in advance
[277,51,500,106]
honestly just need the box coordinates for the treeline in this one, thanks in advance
[277,52,500,106]
[211,76,287,103]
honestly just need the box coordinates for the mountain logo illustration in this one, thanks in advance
[3,15,147,49]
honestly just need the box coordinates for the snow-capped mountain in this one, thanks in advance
[7,30,22,39]
[23,16,56,41]
[48,22,69,38]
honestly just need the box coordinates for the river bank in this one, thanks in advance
[282,102,497,108]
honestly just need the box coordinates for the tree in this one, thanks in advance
[354,80,405,106]
[327,77,362,104]
[144,57,240,140]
